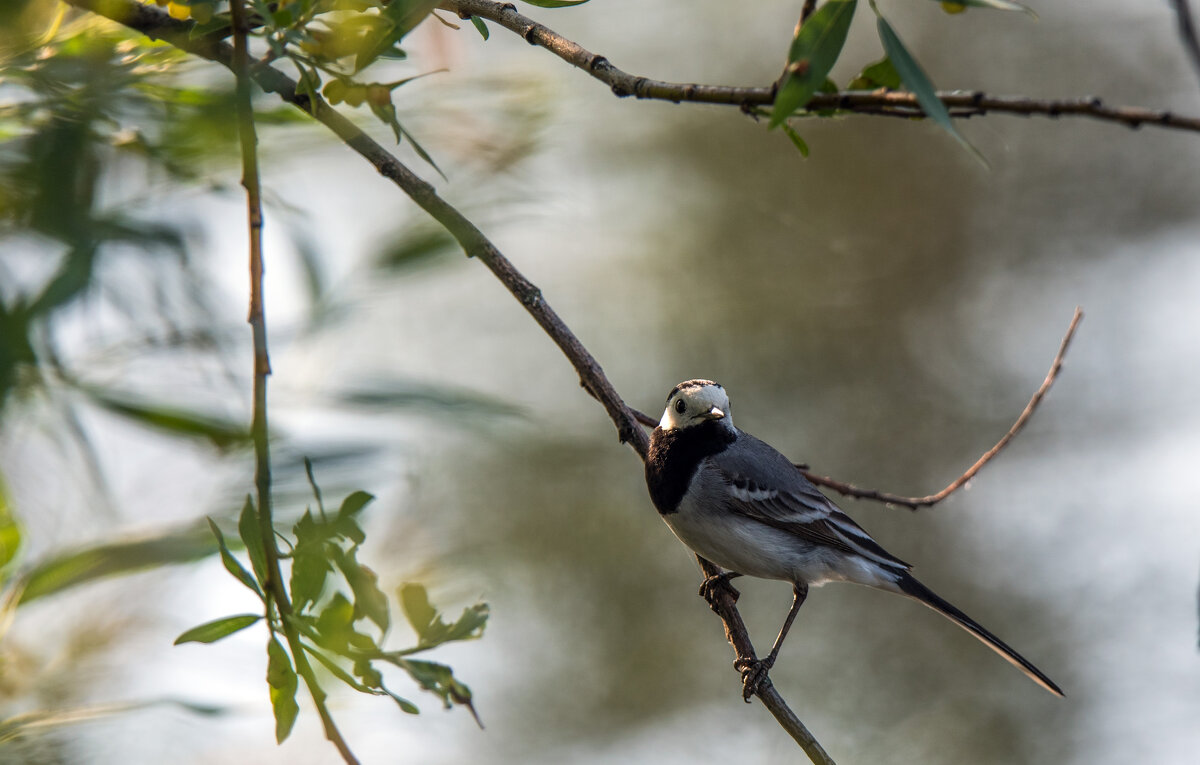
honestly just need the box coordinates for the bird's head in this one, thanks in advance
[659,379,733,432]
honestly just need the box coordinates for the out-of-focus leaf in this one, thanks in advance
[85,389,249,451]
[208,518,265,600]
[314,592,377,653]
[334,379,526,421]
[174,613,261,645]
[0,698,227,744]
[770,0,857,128]
[290,511,332,613]
[399,583,488,648]
[266,637,299,744]
[373,226,457,272]
[934,0,1036,16]
[521,0,591,7]
[0,474,21,571]
[470,15,489,39]
[18,522,220,605]
[780,123,810,157]
[399,583,436,639]
[847,56,902,90]
[355,0,439,73]
[335,490,373,545]
[874,11,985,164]
[238,495,267,584]
[336,547,389,632]
[391,658,481,726]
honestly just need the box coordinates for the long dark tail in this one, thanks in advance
[896,573,1064,697]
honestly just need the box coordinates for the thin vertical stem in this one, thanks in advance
[227,2,358,762]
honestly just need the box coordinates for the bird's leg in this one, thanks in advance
[734,582,808,701]
[698,570,742,606]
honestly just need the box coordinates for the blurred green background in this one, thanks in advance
[1,0,1198,763]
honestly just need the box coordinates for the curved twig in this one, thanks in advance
[804,308,1083,508]
[632,309,1082,510]
[443,0,1200,134]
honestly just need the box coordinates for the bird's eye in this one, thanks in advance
[674,399,687,414]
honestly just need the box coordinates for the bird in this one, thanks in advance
[644,379,1063,699]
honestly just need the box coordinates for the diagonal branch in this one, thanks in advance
[442,0,1200,134]
[67,0,832,760]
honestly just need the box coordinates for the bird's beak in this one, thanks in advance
[704,406,725,420]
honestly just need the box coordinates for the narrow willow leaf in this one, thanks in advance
[175,614,261,645]
[19,522,220,604]
[875,14,986,165]
[266,637,300,744]
[208,519,265,600]
[780,123,810,157]
[934,0,1036,17]
[237,495,267,585]
[770,0,858,128]
[470,15,489,39]
[85,390,249,451]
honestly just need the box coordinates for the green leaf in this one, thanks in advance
[335,491,373,545]
[934,0,1036,17]
[18,522,221,604]
[266,637,300,744]
[373,227,457,272]
[355,0,440,73]
[238,495,268,585]
[393,658,481,726]
[470,15,489,39]
[208,518,265,600]
[85,389,250,451]
[290,511,332,613]
[175,614,262,645]
[521,0,591,7]
[780,123,810,157]
[847,56,901,90]
[0,474,22,571]
[399,583,436,639]
[336,547,390,632]
[444,603,489,643]
[770,0,857,128]
[874,12,985,164]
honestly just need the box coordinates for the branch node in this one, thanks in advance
[522,23,539,44]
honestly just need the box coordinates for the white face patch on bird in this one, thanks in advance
[659,380,734,431]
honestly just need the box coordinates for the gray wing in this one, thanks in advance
[711,431,911,571]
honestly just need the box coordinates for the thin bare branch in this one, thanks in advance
[228,1,358,760]
[444,0,1200,133]
[632,308,1082,510]
[1170,0,1200,87]
[804,308,1083,508]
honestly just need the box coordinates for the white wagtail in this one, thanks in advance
[645,379,1062,698]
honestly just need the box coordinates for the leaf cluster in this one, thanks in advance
[769,0,1033,160]
[176,466,488,741]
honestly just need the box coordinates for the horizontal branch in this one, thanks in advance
[444,0,1200,134]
